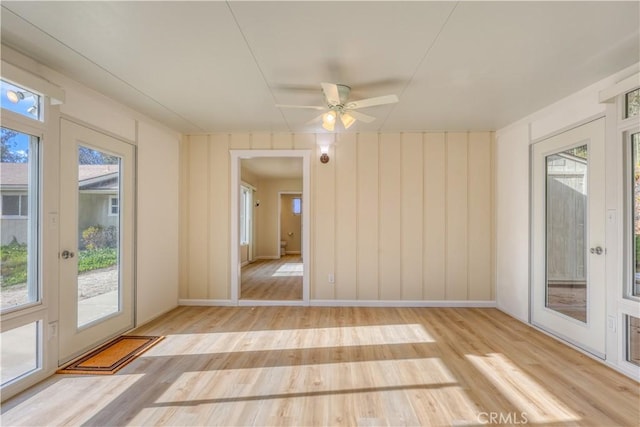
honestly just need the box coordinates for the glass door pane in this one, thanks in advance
[546,145,588,322]
[1,127,39,311]
[77,146,121,327]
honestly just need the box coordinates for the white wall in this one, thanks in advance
[136,122,180,324]
[256,179,302,258]
[495,64,639,322]
[2,47,181,326]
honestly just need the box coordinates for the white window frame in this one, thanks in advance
[617,84,640,379]
[1,63,62,401]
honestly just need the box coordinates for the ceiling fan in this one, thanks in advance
[276,82,399,131]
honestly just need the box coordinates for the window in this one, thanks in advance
[292,197,302,215]
[0,321,40,386]
[240,186,251,245]
[1,195,28,217]
[109,196,119,216]
[1,127,39,311]
[631,132,640,297]
[626,88,640,119]
[1,80,41,121]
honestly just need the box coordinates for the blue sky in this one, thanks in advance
[1,80,37,157]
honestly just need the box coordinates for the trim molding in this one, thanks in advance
[178,299,236,306]
[178,299,496,308]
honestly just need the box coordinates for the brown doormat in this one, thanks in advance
[57,335,164,375]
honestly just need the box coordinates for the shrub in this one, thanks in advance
[82,225,118,250]
[0,242,28,287]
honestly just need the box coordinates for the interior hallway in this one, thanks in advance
[241,255,303,301]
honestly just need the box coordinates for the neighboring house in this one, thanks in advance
[1,163,119,245]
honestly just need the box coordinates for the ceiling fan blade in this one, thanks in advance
[276,104,325,110]
[346,94,398,110]
[321,82,341,106]
[348,110,376,123]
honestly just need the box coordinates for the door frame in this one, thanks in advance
[58,119,136,363]
[230,150,311,305]
[278,191,303,258]
[530,117,607,358]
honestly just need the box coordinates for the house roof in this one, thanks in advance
[1,2,638,133]
[1,163,118,188]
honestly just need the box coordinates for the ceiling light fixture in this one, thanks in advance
[27,105,38,117]
[340,112,356,129]
[6,90,25,104]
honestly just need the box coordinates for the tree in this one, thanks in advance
[1,128,27,163]
[78,146,118,165]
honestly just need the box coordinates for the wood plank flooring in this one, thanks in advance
[2,307,639,426]
[241,255,302,300]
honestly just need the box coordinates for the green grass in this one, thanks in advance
[1,244,117,287]
[78,248,118,272]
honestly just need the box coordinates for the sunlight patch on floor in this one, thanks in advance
[466,353,580,423]
[145,324,435,357]
[151,358,459,405]
[0,374,145,426]
[272,263,303,277]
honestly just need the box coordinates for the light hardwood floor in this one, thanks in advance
[2,307,639,426]
[241,255,302,300]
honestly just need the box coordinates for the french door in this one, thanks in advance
[532,118,606,357]
[58,120,135,363]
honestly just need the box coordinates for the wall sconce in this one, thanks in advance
[320,145,330,164]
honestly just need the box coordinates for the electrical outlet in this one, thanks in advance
[328,273,335,284]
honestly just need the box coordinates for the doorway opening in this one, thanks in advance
[230,150,311,305]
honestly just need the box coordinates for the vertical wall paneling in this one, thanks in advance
[379,133,402,300]
[187,135,210,298]
[209,134,230,298]
[468,132,492,300]
[181,131,495,303]
[401,133,424,299]
[251,132,272,150]
[423,133,447,299]
[229,133,251,149]
[314,143,336,299]
[335,133,358,299]
[446,132,469,299]
[273,133,293,150]
[356,133,380,299]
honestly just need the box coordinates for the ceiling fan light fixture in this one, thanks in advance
[6,90,25,104]
[322,110,336,131]
[340,112,356,129]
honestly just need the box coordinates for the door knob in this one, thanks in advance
[61,250,75,259]
[589,246,604,255]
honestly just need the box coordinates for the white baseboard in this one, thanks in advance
[178,299,236,306]
[238,299,306,307]
[310,300,497,308]
[178,299,496,308]
[285,251,301,255]
[241,260,250,267]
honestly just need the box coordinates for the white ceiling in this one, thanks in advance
[1,1,638,134]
